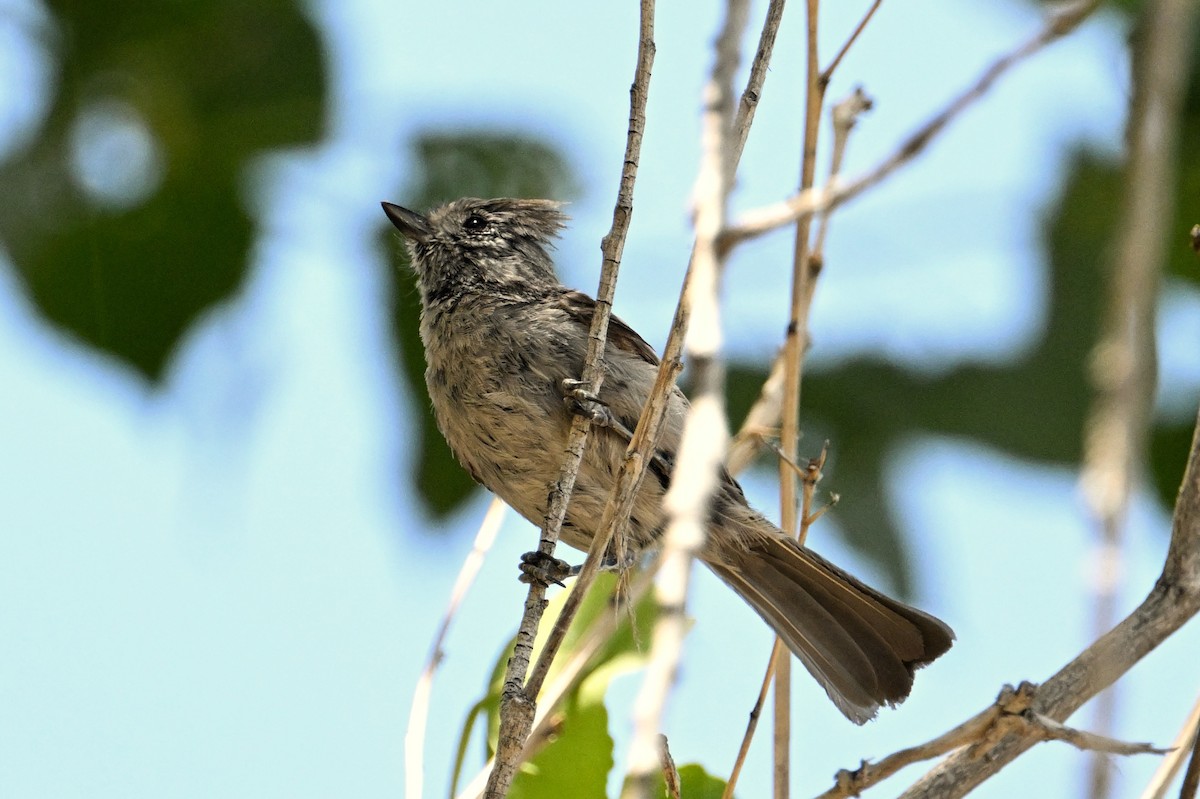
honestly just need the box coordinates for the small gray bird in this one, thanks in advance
[383,197,953,724]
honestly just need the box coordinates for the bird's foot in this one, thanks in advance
[561,380,634,441]
[518,550,574,587]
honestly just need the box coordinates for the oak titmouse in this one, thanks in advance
[383,197,953,724]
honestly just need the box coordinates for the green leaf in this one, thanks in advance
[1,0,325,380]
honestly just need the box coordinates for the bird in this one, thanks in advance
[383,196,954,723]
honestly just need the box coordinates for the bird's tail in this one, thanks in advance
[703,533,954,724]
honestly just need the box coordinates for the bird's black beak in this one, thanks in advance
[381,201,433,243]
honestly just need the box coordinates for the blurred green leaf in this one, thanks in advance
[0,0,324,380]
[382,132,577,518]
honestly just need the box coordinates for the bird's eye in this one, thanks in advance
[463,214,487,231]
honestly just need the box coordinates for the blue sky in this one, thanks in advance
[2,0,1199,797]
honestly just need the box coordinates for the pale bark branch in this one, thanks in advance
[620,0,747,794]
[896,408,1200,799]
[816,682,1164,799]
[406,499,506,799]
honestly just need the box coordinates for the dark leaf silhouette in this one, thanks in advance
[0,0,324,380]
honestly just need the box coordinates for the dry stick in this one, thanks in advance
[723,0,788,477]
[725,79,865,797]
[1080,0,1187,794]
[406,498,507,799]
[724,445,828,799]
[1137,691,1200,799]
[481,5,655,795]
[773,0,824,789]
[620,2,748,796]
[744,1,1108,794]
[522,0,787,717]
[722,0,1102,249]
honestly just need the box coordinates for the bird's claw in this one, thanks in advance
[562,380,632,439]
[518,550,574,587]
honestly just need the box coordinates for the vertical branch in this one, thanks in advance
[482,5,656,796]
[1078,0,1191,795]
[620,2,749,797]
[774,1,823,793]
[517,0,657,708]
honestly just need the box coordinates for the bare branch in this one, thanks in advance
[482,5,656,795]
[897,414,1200,797]
[722,641,783,799]
[773,0,825,787]
[814,683,1164,799]
[731,0,787,168]
[721,0,1103,249]
[1180,719,1200,799]
[621,0,747,794]
[820,0,883,85]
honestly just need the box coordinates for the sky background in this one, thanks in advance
[2,0,1200,797]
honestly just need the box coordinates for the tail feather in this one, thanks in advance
[705,535,954,725]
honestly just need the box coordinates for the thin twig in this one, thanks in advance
[1137,689,1200,799]
[721,0,1103,249]
[773,0,824,788]
[481,5,656,795]
[517,2,658,712]
[731,0,788,169]
[819,0,883,85]
[723,640,783,799]
[797,442,828,541]
[621,1,747,795]
[406,498,506,799]
[811,87,872,263]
